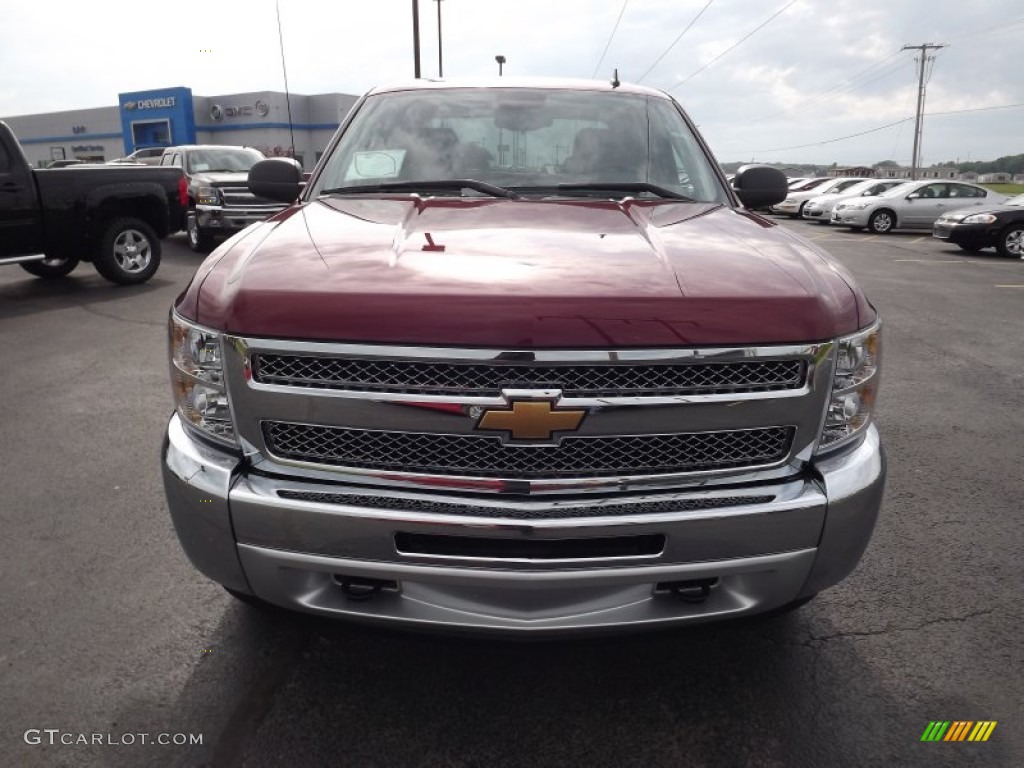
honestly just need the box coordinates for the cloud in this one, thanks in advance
[1,0,1021,165]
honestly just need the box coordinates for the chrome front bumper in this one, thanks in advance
[195,205,283,233]
[162,415,885,634]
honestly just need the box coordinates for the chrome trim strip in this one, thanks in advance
[235,338,832,364]
[0,253,47,265]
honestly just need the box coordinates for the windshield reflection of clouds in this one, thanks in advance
[312,88,726,203]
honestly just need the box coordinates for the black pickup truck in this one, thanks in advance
[0,121,187,284]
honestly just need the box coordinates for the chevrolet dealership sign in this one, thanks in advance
[123,97,177,111]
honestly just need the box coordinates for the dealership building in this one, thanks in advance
[2,86,359,169]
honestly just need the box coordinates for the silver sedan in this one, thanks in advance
[801,180,908,223]
[831,180,1006,233]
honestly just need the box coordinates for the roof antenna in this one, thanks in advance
[611,68,621,88]
[276,0,296,161]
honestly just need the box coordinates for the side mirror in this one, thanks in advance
[732,165,788,209]
[249,158,303,203]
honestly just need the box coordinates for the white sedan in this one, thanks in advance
[801,179,908,223]
[831,180,1006,233]
[771,177,867,218]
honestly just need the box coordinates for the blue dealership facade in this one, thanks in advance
[3,86,358,169]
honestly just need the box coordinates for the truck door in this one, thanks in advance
[0,139,42,256]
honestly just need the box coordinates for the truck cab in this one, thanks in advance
[0,120,187,284]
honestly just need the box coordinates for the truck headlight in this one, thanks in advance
[196,186,221,205]
[169,312,237,446]
[817,321,881,454]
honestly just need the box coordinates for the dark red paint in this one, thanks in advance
[180,196,871,347]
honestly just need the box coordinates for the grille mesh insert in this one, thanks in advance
[252,355,806,396]
[263,422,794,478]
[276,490,776,519]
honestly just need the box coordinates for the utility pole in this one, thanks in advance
[435,0,444,78]
[902,42,946,180]
[412,0,421,78]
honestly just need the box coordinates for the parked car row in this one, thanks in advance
[770,177,1021,258]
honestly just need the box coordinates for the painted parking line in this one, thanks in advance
[894,259,965,263]
[994,284,1024,288]
[908,236,929,244]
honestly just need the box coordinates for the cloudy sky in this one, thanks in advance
[1,0,1021,166]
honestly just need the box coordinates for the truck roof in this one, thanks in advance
[365,77,674,100]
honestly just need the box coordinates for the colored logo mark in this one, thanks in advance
[920,721,997,742]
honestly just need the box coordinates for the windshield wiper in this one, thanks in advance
[321,179,518,199]
[554,182,693,201]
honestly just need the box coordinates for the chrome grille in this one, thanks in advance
[219,185,285,209]
[252,356,806,396]
[262,422,794,478]
[276,490,776,519]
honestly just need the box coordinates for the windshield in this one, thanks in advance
[788,178,829,192]
[312,87,727,202]
[827,179,880,197]
[187,148,264,173]
[879,182,919,197]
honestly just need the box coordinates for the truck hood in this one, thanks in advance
[187,197,863,347]
[190,171,251,186]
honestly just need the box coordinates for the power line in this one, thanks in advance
[737,101,1024,154]
[742,51,905,126]
[666,0,799,91]
[744,117,912,154]
[737,15,1023,128]
[592,0,630,78]
[636,0,715,83]
[928,101,1024,117]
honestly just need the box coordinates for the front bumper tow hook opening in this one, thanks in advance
[333,575,399,602]
[656,578,719,604]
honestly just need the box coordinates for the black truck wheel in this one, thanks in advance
[187,212,215,253]
[20,254,80,279]
[93,217,161,285]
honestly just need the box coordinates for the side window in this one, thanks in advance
[0,141,10,173]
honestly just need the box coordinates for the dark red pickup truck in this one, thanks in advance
[0,121,186,284]
[162,79,885,634]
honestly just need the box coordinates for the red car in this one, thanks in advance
[162,79,885,634]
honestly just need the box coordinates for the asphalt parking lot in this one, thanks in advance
[1,220,1022,768]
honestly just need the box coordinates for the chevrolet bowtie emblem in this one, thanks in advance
[477,400,586,441]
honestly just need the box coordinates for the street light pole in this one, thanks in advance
[435,0,443,78]
[412,0,421,78]
[495,55,505,76]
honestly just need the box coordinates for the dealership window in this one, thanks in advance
[132,119,171,148]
